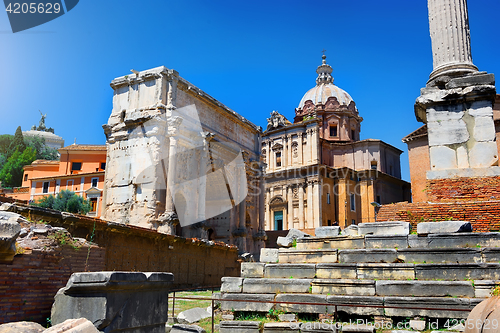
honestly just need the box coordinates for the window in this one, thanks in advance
[351,129,356,140]
[71,162,82,171]
[90,198,98,212]
[91,178,98,188]
[276,152,282,167]
[350,193,356,211]
[389,165,393,176]
[100,162,106,170]
[329,124,338,137]
[66,179,74,191]
[377,195,381,204]
[327,220,332,226]
[43,182,49,194]
[371,161,377,170]
[352,219,356,225]
[24,174,28,181]
[327,193,331,204]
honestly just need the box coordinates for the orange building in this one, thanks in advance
[8,144,107,218]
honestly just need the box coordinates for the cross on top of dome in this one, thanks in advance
[316,53,334,85]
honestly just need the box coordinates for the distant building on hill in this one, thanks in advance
[23,111,64,149]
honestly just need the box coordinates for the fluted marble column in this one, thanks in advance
[287,135,293,168]
[298,184,304,230]
[427,0,478,80]
[306,181,314,228]
[298,133,303,165]
[266,188,272,230]
[287,185,293,230]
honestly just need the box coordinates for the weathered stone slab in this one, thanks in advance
[261,248,279,263]
[275,294,328,314]
[426,233,500,248]
[278,314,297,322]
[221,293,275,312]
[0,321,45,333]
[415,263,500,280]
[407,234,430,248]
[242,278,312,294]
[338,249,398,263]
[241,262,265,278]
[44,318,100,333]
[327,295,384,316]
[383,297,471,318]
[341,324,376,333]
[342,225,359,236]
[315,227,340,237]
[398,248,482,264]
[316,263,357,279]
[417,221,472,235]
[171,324,206,333]
[357,263,415,280]
[177,307,211,324]
[263,322,300,332]
[365,235,408,249]
[221,277,243,293]
[473,280,500,298]
[278,249,337,263]
[296,238,333,250]
[358,222,410,236]
[277,236,293,248]
[311,279,375,296]
[219,321,260,333]
[299,322,337,332]
[375,280,474,297]
[482,248,500,262]
[329,236,365,249]
[52,272,173,333]
[0,212,22,263]
[264,264,316,279]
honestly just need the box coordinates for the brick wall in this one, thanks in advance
[427,176,500,202]
[0,245,106,325]
[406,137,430,203]
[378,200,500,232]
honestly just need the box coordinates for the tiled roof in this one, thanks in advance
[402,125,427,143]
[30,170,105,181]
[30,160,60,165]
[59,144,106,151]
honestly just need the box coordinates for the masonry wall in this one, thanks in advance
[378,200,500,232]
[0,245,106,325]
[407,136,430,203]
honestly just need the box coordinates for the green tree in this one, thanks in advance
[0,134,13,155]
[8,126,26,156]
[24,136,59,161]
[33,190,90,215]
[0,147,36,187]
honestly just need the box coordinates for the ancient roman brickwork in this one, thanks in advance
[0,245,106,325]
[377,201,500,232]
[426,176,500,202]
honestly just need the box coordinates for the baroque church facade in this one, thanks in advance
[263,56,411,231]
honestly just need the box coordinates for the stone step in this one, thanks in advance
[293,232,500,250]
[223,278,481,298]
[272,247,500,264]
[221,292,481,319]
[242,262,500,281]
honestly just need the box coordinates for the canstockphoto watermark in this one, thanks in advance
[4,0,79,33]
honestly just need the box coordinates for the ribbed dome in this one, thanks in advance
[297,55,355,110]
[298,83,354,109]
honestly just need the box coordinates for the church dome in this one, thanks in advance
[297,55,355,110]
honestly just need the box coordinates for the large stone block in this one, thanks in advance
[264,264,316,279]
[398,248,482,264]
[44,318,100,333]
[51,272,174,333]
[275,294,328,314]
[220,293,275,312]
[463,296,500,333]
[383,297,471,319]
[338,249,398,263]
[296,238,333,250]
[299,322,337,332]
[358,222,410,236]
[417,221,472,235]
[329,236,365,249]
[357,263,415,280]
[177,308,211,324]
[365,235,408,249]
[316,263,357,279]
[315,227,340,238]
[221,277,243,293]
[171,324,206,333]
[0,321,45,333]
[376,280,474,297]
[469,142,498,168]
[261,248,279,263]
[482,248,500,262]
[425,233,500,248]
[473,280,500,298]
[311,279,375,296]
[278,249,337,264]
[327,295,384,316]
[341,225,359,236]
[0,211,23,263]
[415,263,500,280]
[242,278,312,294]
[407,235,430,248]
[241,262,265,278]
[219,321,261,333]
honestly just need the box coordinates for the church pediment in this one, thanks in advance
[272,143,283,151]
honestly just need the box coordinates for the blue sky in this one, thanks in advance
[1,0,499,182]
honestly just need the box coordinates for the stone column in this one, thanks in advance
[259,167,266,232]
[312,128,319,164]
[283,136,288,169]
[269,142,274,171]
[306,129,312,164]
[287,135,293,167]
[298,133,303,165]
[164,136,178,218]
[266,189,272,230]
[298,184,305,230]
[287,185,294,230]
[306,180,314,229]
[427,0,477,80]
[313,180,321,228]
